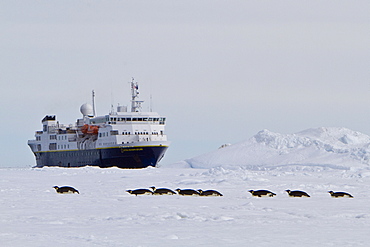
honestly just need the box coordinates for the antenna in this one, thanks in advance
[92,90,96,117]
[130,77,144,112]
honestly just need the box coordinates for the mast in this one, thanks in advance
[130,78,144,112]
[92,90,96,117]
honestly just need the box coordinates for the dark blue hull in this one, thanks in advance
[33,145,169,169]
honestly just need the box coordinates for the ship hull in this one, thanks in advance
[32,145,169,169]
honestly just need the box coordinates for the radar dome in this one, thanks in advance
[80,103,94,116]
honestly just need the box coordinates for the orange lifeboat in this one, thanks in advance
[81,124,99,135]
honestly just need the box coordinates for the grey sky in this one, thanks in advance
[1,1,369,167]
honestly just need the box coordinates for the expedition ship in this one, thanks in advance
[28,79,170,168]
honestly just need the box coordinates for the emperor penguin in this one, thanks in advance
[285,190,310,197]
[126,188,153,196]
[150,186,176,195]
[248,190,276,197]
[198,189,223,196]
[175,188,200,196]
[53,186,79,194]
[328,191,353,198]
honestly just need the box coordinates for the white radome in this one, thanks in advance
[80,103,94,116]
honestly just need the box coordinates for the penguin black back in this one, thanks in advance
[249,190,276,197]
[150,186,176,195]
[285,190,310,197]
[53,186,79,194]
[126,188,153,196]
[328,191,353,198]
[198,189,223,196]
[175,188,200,196]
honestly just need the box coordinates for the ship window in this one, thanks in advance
[110,130,119,135]
[49,143,57,150]
[50,135,57,140]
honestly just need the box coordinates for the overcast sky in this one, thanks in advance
[1,1,369,167]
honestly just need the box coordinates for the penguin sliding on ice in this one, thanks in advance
[248,190,276,197]
[285,190,310,197]
[328,191,353,198]
[198,189,223,197]
[150,186,176,195]
[53,186,79,194]
[175,188,200,196]
[126,188,153,196]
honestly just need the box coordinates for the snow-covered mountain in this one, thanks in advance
[169,127,370,170]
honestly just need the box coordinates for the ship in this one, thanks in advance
[28,79,170,169]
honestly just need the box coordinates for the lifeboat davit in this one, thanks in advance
[81,124,99,135]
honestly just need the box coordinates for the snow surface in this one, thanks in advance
[174,127,370,170]
[2,127,370,246]
[1,166,370,247]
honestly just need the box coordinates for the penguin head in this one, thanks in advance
[126,190,132,193]
[175,189,181,192]
[328,191,334,194]
[150,186,156,191]
[198,189,203,193]
[285,190,291,193]
[53,186,59,190]
[248,190,254,193]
